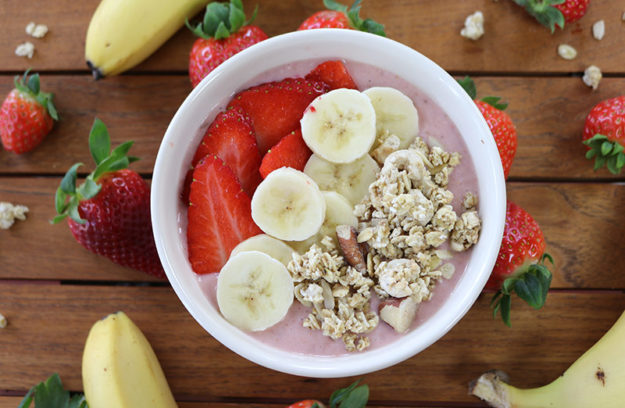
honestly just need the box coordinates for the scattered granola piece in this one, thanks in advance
[14,42,35,59]
[0,313,6,328]
[0,202,29,230]
[25,22,49,38]
[582,65,602,90]
[557,44,577,60]
[460,11,484,40]
[592,20,605,40]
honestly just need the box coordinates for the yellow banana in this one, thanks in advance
[85,0,208,79]
[82,311,178,408]
[470,310,625,408]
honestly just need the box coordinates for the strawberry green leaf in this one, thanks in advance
[60,163,82,194]
[481,96,508,111]
[457,76,477,100]
[228,0,246,32]
[77,178,101,200]
[68,395,88,408]
[360,19,386,36]
[340,384,369,408]
[514,0,566,32]
[46,98,59,121]
[191,0,250,39]
[34,373,70,408]
[324,0,349,13]
[329,380,360,408]
[584,134,625,174]
[54,187,68,214]
[89,118,111,165]
[17,388,34,408]
[27,73,40,94]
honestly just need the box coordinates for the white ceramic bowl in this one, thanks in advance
[152,29,506,378]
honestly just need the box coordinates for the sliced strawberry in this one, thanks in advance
[187,155,262,274]
[259,129,312,178]
[227,77,329,154]
[192,107,262,195]
[305,60,358,90]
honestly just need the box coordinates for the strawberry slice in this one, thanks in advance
[305,60,358,90]
[259,128,312,178]
[227,77,329,154]
[187,155,262,274]
[192,107,262,195]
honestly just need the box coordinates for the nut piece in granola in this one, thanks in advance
[336,224,367,273]
[379,297,418,333]
[557,44,577,60]
[592,20,605,40]
[0,202,29,230]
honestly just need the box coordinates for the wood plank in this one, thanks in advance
[1,76,624,179]
[3,178,625,289]
[1,0,624,74]
[0,283,623,404]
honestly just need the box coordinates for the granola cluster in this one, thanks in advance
[356,138,481,300]
[287,137,481,352]
[287,236,378,352]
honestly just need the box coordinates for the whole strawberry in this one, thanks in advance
[286,381,369,408]
[52,119,165,278]
[513,0,590,32]
[187,0,267,87]
[458,76,517,179]
[582,95,625,174]
[489,201,553,326]
[298,0,385,36]
[0,70,58,154]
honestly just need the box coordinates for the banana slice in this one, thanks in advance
[304,153,380,205]
[363,87,419,149]
[230,234,297,266]
[300,88,377,163]
[251,167,326,241]
[291,191,358,253]
[217,251,294,331]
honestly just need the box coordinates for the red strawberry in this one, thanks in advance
[287,381,369,408]
[458,76,517,179]
[0,71,58,154]
[286,401,324,408]
[187,0,268,87]
[227,78,330,154]
[582,95,625,174]
[305,60,358,90]
[513,0,589,32]
[192,107,262,194]
[187,155,262,274]
[53,119,164,278]
[259,129,312,178]
[489,201,553,326]
[298,0,386,36]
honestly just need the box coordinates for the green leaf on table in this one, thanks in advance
[88,118,111,165]
[17,373,88,408]
[457,76,477,100]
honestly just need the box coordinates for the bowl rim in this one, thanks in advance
[152,29,506,378]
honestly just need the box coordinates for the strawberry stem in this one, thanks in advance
[186,0,256,40]
[14,70,59,121]
[457,76,508,110]
[583,134,625,174]
[324,0,386,36]
[513,0,566,32]
[491,253,553,326]
[51,119,138,224]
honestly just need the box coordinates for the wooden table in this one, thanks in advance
[2,1,625,406]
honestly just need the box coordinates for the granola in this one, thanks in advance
[288,138,481,351]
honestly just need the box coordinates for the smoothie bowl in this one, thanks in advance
[151,29,505,378]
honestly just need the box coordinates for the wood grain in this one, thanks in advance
[3,177,625,288]
[1,76,624,180]
[1,0,624,74]
[0,283,622,404]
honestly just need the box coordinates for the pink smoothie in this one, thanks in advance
[195,60,480,356]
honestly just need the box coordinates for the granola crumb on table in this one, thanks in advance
[287,138,482,352]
